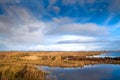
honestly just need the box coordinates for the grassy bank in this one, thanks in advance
[0,64,46,80]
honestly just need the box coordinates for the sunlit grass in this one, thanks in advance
[0,51,120,80]
[0,64,46,80]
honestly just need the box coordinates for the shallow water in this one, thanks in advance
[91,52,120,58]
[38,64,120,80]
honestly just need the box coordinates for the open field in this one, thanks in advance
[0,51,120,80]
[0,51,104,66]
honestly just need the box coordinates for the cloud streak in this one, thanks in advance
[46,23,108,36]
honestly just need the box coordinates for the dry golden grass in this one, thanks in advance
[0,64,46,80]
[0,51,120,80]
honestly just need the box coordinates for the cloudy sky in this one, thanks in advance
[0,0,120,51]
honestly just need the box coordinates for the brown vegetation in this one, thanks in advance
[0,51,120,80]
[0,64,46,80]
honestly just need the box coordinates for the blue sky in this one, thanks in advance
[0,0,120,51]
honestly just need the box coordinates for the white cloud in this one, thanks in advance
[53,17,73,23]
[55,35,98,43]
[28,44,101,51]
[0,6,46,45]
[0,10,110,50]
[8,22,45,44]
[47,22,109,36]
[0,5,115,51]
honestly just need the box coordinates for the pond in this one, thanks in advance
[37,64,120,80]
[88,52,120,58]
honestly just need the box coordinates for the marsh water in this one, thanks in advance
[89,51,120,58]
[38,64,120,80]
[36,52,120,80]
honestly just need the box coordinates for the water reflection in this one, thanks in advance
[38,64,120,80]
[90,52,120,58]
